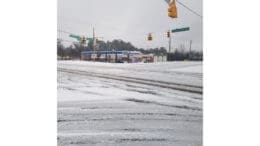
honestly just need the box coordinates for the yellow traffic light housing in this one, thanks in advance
[148,33,153,41]
[167,31,171,38]
[168,0,178,18]
[81,36,86,44]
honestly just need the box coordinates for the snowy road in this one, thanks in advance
[58,61,203,146]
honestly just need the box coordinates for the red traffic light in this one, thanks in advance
[148,33,153,41]
[81,36,86,44]
[167,31,171,38]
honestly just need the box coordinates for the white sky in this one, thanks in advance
[58,0,202,51]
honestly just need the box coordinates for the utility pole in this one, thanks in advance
[93,27,96,61]
[189,40,192,60]
[93,27,95,51]
[169,32,172,53]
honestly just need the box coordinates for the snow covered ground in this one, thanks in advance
[58,61,203,146]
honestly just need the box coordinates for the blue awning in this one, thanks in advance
[81,51,141,55]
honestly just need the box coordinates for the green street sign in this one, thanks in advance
[69,34,81,41]
[69,34,93,42]
[172,27,190,33]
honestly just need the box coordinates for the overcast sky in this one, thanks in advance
[58,0,202,51]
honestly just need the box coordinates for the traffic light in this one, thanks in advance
[167,31,171,38]
[148,33,153,41]
[168,0,178,18]
[81,36,86,44]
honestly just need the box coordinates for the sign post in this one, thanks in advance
[171,27,190,52]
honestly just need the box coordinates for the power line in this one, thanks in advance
[57,29,74,35]
[58,38,79,44]
[57,30,84,44]
[176,0,202,18]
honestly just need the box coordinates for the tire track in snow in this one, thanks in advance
[59,63,203,79]
[125,98,202,111]
[58,68,203,94]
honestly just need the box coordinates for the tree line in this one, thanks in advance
[57,39,202,61]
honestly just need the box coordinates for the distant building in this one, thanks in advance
[81,51,154,63]
[141,54,155,63]
[154,55,167,62]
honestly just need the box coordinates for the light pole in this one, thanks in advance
[189,40,192,60]
[169,31,172,53]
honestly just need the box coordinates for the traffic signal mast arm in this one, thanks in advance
[164,0,171,4]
